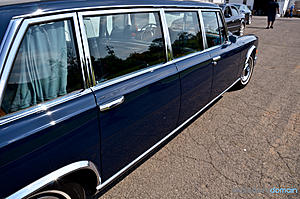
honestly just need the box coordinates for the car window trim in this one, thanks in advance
[79,8,176,89]
[0,13,89,125]
[78,8,218,92]
[200,10,228,51]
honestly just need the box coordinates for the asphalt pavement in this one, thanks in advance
[98,16,300,199]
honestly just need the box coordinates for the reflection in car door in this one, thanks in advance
[231,6,241,33]
[80,11,181,181]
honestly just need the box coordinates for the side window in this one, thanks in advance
[202,12,222,48]
[1,20,83,116]
[231,7,239,16]
[217,12,226,43]
[224,6,232,18]
[165,12,204,58]
[83,12,166,84]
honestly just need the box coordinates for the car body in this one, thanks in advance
[233,3,253,24]
[0,0,258,198]
[219,4,246,36]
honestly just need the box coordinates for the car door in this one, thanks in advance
[164,11,213,124]
[224,6,235,33]
[231,6,242,33]
[0,14,101,197]
[79,10,181,181]
[201,11,241,99]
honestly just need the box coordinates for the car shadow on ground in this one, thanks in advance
[247,26,267,29]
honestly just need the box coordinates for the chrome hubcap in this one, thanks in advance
[240,24,245,35]
[241,57,253,85]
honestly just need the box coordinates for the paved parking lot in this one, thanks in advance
[99,16,300,199]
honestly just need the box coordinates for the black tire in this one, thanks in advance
[28,183,86,199]
[236,55,254,89]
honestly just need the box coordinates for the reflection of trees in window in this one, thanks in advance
[171,31,203,58]
[92,38,165,83]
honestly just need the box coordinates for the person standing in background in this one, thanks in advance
[267,0,279,29]
[290,4,295,17]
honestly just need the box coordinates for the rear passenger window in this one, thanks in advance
[1,20,83,116]
[165,12,204,58]
[83,12,166,84]
[231,7,239,16]
[202,12,222,48]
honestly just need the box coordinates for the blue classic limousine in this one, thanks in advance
[0,0,258,198]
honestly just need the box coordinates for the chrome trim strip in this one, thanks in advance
[160,9,173,61]
[0,21,14,54]
[201,9,222,12]
[73,13,88,89]
[0,13,90,125]
[0,89,91,125]
[7,161,101,199]
[96,78,241,191]
[0,19,23,76]
[13,5,219,19]
[198,10,208,49]
[245,45,256,64]
[79,8,161,17]
[77,13,94,87]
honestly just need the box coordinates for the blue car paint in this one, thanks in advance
[93,63,181,181]
[0,92,101,198]
[176,52,213,124]
[209,42,243,99]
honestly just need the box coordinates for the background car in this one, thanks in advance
[233,3,253,25]
[219,4,246,36]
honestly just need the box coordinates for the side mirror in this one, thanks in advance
[225,13,231,18]
[228,32,237,43]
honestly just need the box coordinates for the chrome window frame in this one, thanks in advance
[77,7,225,92]
[200,9,228,51]
[0,13,90,126]
[78,8,172,90]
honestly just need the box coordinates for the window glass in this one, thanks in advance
[224,6,232,17]
[231,7,239,16]
[165,12,204,58]
[217,12,226,43]
[202,12,221,48]
[83,12,166,84]
[1,20,83,116]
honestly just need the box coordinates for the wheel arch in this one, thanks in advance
[245,45,257,64]
[7,161,101,199]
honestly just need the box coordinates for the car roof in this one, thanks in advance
[219,3,239,8]
[0,0,218,45]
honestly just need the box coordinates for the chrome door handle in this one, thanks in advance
[212,56,221,65]
[99,96,125,112]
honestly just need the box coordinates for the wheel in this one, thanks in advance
[237,55,254,88]
[28,183,86,199]
[239,22,245,36]
[248,16,252,25]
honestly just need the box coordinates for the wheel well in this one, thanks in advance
[58,169,98,196]
[251,48,257,60]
